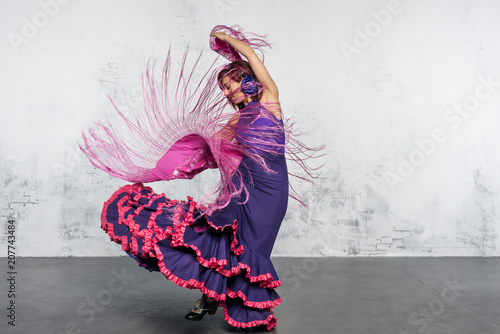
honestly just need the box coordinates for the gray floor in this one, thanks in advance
[1,257,499,334]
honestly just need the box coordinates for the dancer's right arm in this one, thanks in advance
[210,32,279,104]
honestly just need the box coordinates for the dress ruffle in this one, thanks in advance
[101,182,281,331]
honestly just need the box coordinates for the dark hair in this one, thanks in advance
[217,59,262,110]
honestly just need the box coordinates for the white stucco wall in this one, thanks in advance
[1,0,499,256]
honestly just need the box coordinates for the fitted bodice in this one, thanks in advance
[235,101,285,156]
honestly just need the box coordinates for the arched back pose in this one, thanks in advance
[181,29,289,329]
[80,25,321,332]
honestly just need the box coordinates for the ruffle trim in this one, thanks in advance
[227,289,282,309]
[168,199,281,289]
[222,306,277,332]
[101,183,282,310]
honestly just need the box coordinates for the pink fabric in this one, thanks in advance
[101,183,283,303]
[80,25,323,214]
[209,25,271,62]
[211,35,242,62]
[147,134,217,182]
[84,25,324,332]
[146,133,244,186]
[222,307,277,332]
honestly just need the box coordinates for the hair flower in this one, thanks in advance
[241,75,259,95]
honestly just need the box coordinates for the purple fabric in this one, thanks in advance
[236,101,285,156]
[218,100,287,257]
[101,101,288,329]
[80,45,322,213]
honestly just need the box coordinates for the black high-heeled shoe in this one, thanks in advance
[184,296,218,321]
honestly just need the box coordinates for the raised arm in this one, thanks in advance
[210,32,279,104]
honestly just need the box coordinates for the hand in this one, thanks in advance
[210,31,228,42]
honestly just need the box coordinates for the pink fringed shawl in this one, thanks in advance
[80,26,322,213]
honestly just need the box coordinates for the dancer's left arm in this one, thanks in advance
[210,32,279,104]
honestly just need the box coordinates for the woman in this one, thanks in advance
[180,30,289,329]
[82,26,315,331]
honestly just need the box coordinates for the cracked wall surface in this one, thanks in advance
[1,0,499,256]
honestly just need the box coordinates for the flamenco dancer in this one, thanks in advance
[80,25,320,331]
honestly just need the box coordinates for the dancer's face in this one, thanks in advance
[221,76,246,104]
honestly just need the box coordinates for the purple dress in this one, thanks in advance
[101,100,288,331]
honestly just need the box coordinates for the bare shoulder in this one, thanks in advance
[260,90,282,120]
